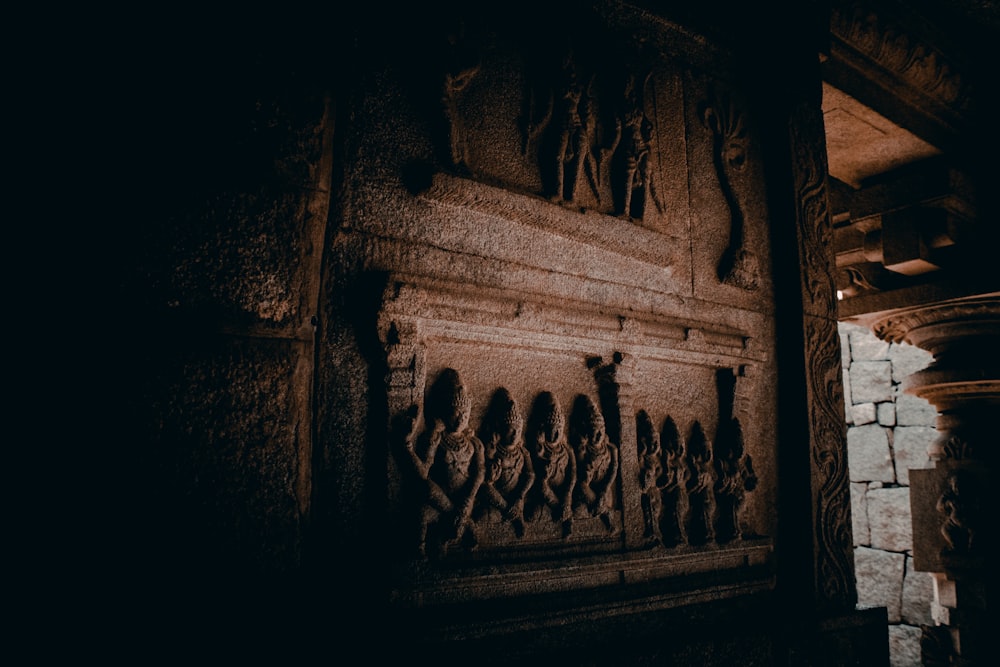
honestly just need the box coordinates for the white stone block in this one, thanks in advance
[855,546,905,622]
[848,424,895,483]
[867,487,912,552]
[892,426,936,486]
[852,402,877,425]
[851,361,893,403]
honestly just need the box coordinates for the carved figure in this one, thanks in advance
[701,90,759,291]
[937,472,975,554]
[712,417,757,542]
[684,421,716,545]
[526,392,576,537]
[570,394,619,531]
[441,22,481,175]
[614,71,662,220]
[636,410,664,543]
[405,368,485,558]
[550,53,586,204]
[659,416,688,546]
[477,388,535,537]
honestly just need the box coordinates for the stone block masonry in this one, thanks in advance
[841,322,937,667]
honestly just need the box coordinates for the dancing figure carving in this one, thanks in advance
[570,395,619,532]
[527,392,576,537]
[477,388,535,537]
[405,368,485,559]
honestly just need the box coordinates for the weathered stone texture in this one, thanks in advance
[848,423,894,483]
[855,546,905,622]
[888,342,932,383]
[901,556,933,625]
[849,361,893,404]
[851,482,870,546]
[866,487,912,553]
[849,327,890,360]
[876,402,895,426]
[895,392,938,426]
[887,623,921,667]
[891,426,935,485]
[851,402,877,425]
[843,369,854,424]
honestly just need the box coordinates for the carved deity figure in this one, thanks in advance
[701,90,759,291]
[636,410,664,543]
[570,395,619,531]
[406,368,485,559]
[684,421,716,545]
[526,391,576,537]
[658,416,689,546]
[712,417,757,542]
[477,388,535,537]
[614,72,662,220]
[937,472,975,554]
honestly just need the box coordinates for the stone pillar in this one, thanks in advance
[867,293,1000,666]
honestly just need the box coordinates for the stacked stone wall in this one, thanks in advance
[841,322,938,667]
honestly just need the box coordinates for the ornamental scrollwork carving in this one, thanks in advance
[831,2,971,110]
[701,89,759,291]
[937,471,977,556]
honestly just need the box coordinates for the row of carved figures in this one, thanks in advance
[398,368,757,559]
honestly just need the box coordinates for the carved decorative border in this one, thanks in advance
[831,2,971,111]
[869,295,1000,344]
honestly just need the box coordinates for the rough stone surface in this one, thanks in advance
[888,624,921,667]
[848,424,895,483]
[855,546,905,622]
[877,402,896,426]
[851,482,870,546]
[852,402,877,425]
[895,392,938,426]
[850,328,890,361]
[850,361,893,404]
[888,343,933,383]
[840,329,852,370]
[867,487,912,553]
[843,369,854,424]
[901,556,933,626]
[892,426,935,486]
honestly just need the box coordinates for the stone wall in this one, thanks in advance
[841,322,938,667]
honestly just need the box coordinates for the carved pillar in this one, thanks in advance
[868,293,999,667]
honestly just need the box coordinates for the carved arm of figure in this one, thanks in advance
[579,457,600,507]
[560,449,578,522]
[453,432,486,534]
[505,450,535,522]
[596,444,619,515]
[416,420,458,514]
[481,435,510,512]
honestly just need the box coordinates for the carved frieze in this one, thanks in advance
[831,2,971,111]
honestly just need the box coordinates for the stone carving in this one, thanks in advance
[712,417,757,542]
[549,52,588,204]
[441,21,481,175]
[937,471,975,555]
[612,71,662,220]
[684,421,716,545]
[659,415,689,546]
[636,410,664,544]
[831,3,970,109]
[405,368,486,558]
[804,314,857,605]
[570,394,619,531]
[789,98,837,317]
[476,388,535,537]
[701,90,758,291]
[526,391,577,537]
